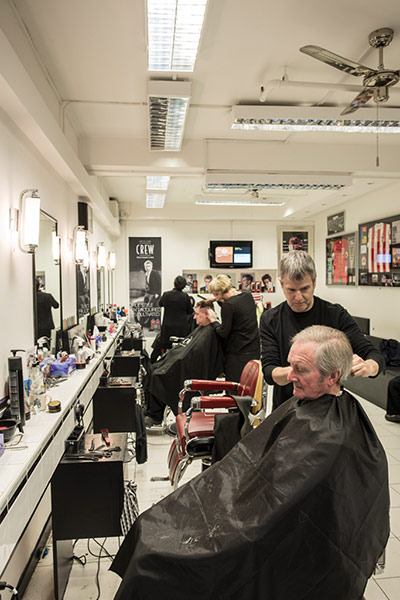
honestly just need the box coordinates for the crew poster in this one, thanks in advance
[129,237,162,336]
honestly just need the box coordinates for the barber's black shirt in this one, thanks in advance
[260,296,385,408]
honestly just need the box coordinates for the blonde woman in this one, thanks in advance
[208,274,260,381]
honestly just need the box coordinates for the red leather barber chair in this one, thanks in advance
[167,360,264,489]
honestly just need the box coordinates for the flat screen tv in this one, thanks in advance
[209,241,253,269]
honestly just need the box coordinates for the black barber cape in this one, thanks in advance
[111,391,389,600]
[147,325,224,415]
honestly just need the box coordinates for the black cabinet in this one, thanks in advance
[93,377,136,433]
[111,352,140,377]
[51,433,127,599]
[122,337,143,351]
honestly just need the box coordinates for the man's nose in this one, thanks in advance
[294,290,303,300]
[287,367,296,382]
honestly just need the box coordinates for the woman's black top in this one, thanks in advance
[211,291,260,358]
[159,289,193,347]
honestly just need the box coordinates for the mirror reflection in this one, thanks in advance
[35,212,62,344]
[97,268,105,311]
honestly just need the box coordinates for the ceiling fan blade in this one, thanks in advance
[300,45,373,77]
[340,88,374,115]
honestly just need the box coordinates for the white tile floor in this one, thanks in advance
[23,394,400,599]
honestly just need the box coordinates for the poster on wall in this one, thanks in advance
[280,229,311,257]
[327,211,345,236]
[184,270,277,295]
[358,214,400,287]
[326,233,356,286]
[76,264,91,320]
[129,237,162,335]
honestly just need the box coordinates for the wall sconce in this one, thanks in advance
[109,251,116,270]
[20,189,40,253]
[52,231,61,264]
[97,243,106,269]
[75,226,87,264]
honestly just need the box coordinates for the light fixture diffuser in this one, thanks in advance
[146,175,170,190]
[97,243,106,269]
[146,193,166,208]
[147,0,208,72]
[232,105,400,133]
[109,252,116,270]
[196,198,285,207]
[19,189,40,253]
[205,171,352,191]
[148,80,191,151]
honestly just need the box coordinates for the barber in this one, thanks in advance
[207,274,260,381]
[260,250,385,410]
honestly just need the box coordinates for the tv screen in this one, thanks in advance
[209,241,253,269]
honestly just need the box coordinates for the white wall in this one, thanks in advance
[114,185,400,342]
[114,218,311,307]
[0,108,113,396]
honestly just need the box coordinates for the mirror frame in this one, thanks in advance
[33,211,63,345]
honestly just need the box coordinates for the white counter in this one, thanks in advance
[0,320,125,576]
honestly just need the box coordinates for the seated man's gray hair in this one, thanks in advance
[280,250,316,281]
[291,325,353,385]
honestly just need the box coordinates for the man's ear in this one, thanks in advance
[328,370,341,386]
[279,277,283,289]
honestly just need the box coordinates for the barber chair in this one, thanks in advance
[167,360,265,489]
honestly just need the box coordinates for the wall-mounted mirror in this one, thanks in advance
[34,211,63,347]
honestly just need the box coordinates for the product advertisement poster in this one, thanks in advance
[358,213,400,286]
[129,237,162,335]
[326,233,356,286]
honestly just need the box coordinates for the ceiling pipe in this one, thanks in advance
[259,79,400,102]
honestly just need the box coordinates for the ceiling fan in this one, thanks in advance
[300,28,400,115]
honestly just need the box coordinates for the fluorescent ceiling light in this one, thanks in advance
[146,175,171,190]
[147,0,208,72]
[232,105,400,133]
[205,171,352,191]
[196,197,285,207]
[146,193,166,208]
[148,80,191,151]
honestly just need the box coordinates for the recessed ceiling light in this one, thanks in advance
[146,175,170,190]
[146,193,166,208]
[146,0,208,72]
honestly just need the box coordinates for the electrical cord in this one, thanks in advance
[0,582,19,598]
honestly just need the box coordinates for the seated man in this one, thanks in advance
[112,325,389,600]
[144,300,224,426]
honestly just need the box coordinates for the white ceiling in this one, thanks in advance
[5,0,400,221]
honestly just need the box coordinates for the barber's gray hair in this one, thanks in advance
[280,250,316,281]
[291,325,353,385]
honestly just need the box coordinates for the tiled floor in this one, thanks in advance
[23,394,400,599]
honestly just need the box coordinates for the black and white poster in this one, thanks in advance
[76,263,90,320]
[129,237,162,335]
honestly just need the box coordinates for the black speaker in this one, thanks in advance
[78,201,93,232]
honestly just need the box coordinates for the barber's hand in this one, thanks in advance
[350,355,379,377]
[271,366,291,386]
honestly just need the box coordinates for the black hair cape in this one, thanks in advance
[147,325,224,415]
[111,391,389,600]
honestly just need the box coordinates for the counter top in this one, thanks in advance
[0,319,126,575]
